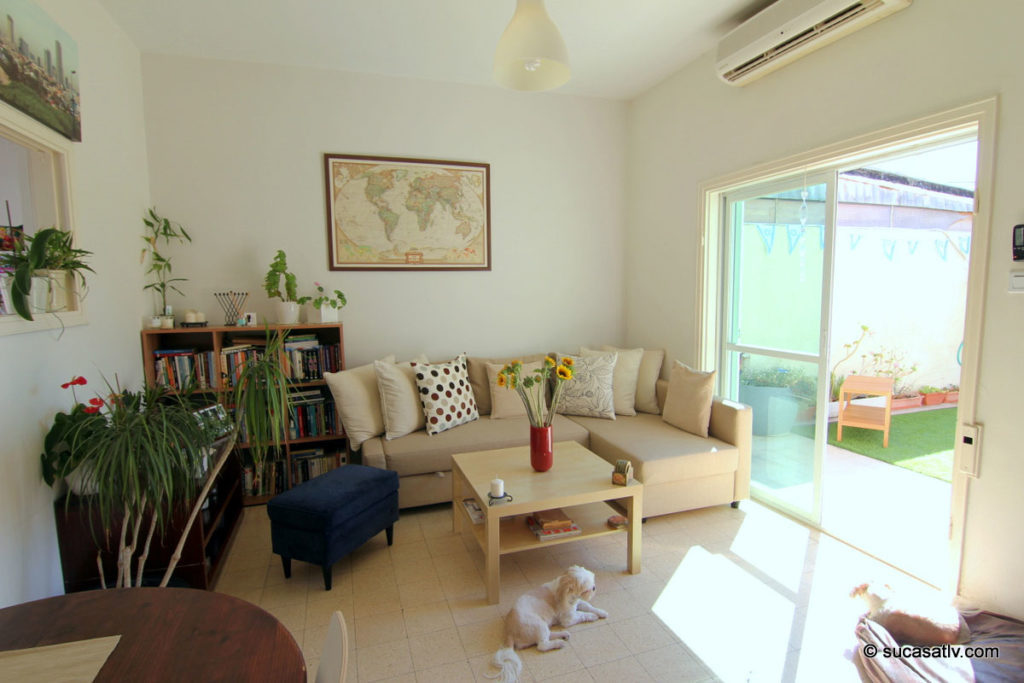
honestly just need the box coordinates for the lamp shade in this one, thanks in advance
[493,0,570,91]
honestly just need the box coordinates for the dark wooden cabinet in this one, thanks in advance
[54,450,243,592]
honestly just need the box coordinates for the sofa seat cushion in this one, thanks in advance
[381,414,589,477]
[267,464,399,532]
[568,413,738,486]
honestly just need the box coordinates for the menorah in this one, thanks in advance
[214,291,248,325]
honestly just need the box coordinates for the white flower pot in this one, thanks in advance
[32,269,73,313]
[274,301,300,324]
[313,305,339,323]
[66,462,98,496]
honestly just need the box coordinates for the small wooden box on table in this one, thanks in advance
[452,441,643,604]
[837,375,894,447]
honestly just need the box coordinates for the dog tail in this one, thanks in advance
[485,646,522,683]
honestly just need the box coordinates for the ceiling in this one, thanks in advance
[96,0,774,100]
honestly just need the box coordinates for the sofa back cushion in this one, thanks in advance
[467,353,548,415]
[375,355,428,440]
[584,346,643,416]
[324,354,396,451]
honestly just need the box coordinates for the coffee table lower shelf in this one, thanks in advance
[459,501,624,554]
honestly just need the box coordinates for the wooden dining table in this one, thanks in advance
[0,587,306,682]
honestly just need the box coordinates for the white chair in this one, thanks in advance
[315,610,349,683]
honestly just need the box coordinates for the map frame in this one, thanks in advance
[323,153,491,271]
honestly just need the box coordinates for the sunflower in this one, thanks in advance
[496,373,507,388]
[556,365,573,381]
[561,357,574,367]
[545,356,556,367]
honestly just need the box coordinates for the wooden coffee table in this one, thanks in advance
[452,441,643,604]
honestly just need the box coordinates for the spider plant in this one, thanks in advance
[233,328,292,495]
[51,379,223,587]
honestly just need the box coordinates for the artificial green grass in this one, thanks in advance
[820,407,955,482]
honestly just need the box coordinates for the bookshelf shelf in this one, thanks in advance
[140,323,347,508]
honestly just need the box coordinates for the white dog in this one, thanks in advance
[489,565,608,683]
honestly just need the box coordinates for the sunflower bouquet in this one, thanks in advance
[497,356,575,428]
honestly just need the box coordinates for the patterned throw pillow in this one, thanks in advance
[555,351,618,419]
[415,354,479,435]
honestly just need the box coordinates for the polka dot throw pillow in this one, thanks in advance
[414,354,479,435]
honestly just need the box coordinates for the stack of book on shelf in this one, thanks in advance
[242,460,287,497]
[288,388,337,439]
[220,341,262,388]
[154,348,217,389]
[525,508,581,541]
[282,334,342,381]
[291,448,345,485]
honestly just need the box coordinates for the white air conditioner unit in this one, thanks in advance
[716,0,911,86]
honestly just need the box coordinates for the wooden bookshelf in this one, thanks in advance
[140,323,347,506]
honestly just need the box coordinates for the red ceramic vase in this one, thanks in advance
[530,425,553,472]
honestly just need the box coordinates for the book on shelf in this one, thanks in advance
[533,508,573,530]
[525,516,581,541]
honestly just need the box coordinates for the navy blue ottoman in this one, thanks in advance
[267,465,399,590]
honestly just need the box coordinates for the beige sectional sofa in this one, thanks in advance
[344,354,752,519]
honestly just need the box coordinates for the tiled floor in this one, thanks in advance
[214,499,948,682]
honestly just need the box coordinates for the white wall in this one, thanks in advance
[0,0,150,607]
[626,0,1024,615]
[140,56,627,367]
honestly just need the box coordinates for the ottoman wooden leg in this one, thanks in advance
[386,525,394,546]
[322,564,332,591]
[281,556,292,579]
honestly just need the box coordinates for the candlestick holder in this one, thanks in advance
[487,492,513,506]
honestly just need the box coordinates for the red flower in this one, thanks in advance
[61,376,87,389]
[82,405,100,414]
[88,397,104,407]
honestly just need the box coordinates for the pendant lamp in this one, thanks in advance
[493,0,570,91]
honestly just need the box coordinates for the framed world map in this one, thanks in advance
[323,154,491,271]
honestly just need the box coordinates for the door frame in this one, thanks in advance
[695,98,997,593]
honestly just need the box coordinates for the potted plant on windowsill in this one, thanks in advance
[264,250,300,324]
[1,227,93,321]
[298,282,346,324]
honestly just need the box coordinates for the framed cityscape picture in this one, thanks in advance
[0,0,81,141]
[324,154,490,271]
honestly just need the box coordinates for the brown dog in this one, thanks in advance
[851,581,969,646]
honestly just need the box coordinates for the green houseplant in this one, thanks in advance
[297,281,347,323]
[232,328,292,496]
[142,207,191,318]
[264,249,300,323]
[41,375,231,588]
[1,227,93,321]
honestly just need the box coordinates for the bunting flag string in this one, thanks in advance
[882,239,897,261]
[787,225,805,254]
[755,224,776,253]
[907,240,919,255]
[957,235,971,254]
[935,239,949,261]
[849,234,862,250]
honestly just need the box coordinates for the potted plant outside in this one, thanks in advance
[0,227,93,321]
[142,207,191,325]
[298,282,346,323]
[738,365,803,436]
[41,376,231,588]
[944,384,960,404]
[264,250,300,324]
[233,328,292,496]
[920,385,948,406]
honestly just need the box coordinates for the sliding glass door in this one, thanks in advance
[720,173,835,521]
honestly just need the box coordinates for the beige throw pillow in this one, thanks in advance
[467,353,548,415]
[555,352,617,420]
[584,346,642,416]
[375,355,428,440]
[662,361,716,438]
[624,347,666,414]
[485,361,547,419]
[324,354,396,451]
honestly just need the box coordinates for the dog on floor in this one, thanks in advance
[488,565,608,683]
[851,581,969,646]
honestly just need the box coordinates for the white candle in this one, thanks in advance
[195,311,206,323]
[490,478,504,498]
[184,310,197,323]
